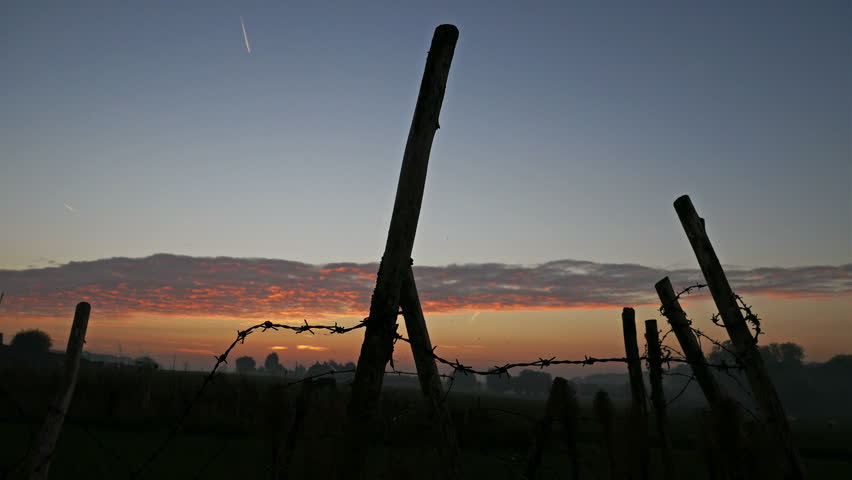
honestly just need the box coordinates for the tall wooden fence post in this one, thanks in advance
[655,276,724,409]
[344,24,458,477]
[644,319,675,480]
[621,307,650,480]
[674,195,804,480]
[400,267,460,478]
[27,302,90,480]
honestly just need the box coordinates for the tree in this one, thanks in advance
[264,353,285,375]
[11,329,53,354]
[448,370,480,392]
[134,356,159,370]
[762,343,805,367]
[514,369,552,396]
[235,356,256,375]
[306,361,334,377]
[486,373,514,394]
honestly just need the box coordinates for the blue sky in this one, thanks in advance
[2,1,850,271]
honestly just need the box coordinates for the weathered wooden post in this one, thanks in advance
[27,302,90,480]
[644,319,675,480]
[344,24,458,477]
[593,390,617,480]
[673,195,804,480]
[621,307,650,480]
[400,267,460,478]
[655,276,724,408]
[526,377,579,480]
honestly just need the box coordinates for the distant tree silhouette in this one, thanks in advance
[514,369,552,396]
[709,340,805,369]
[763,342,804,367]
[824,354,852,373]
[486,372,513,394]
[448,370,480,392]
[134,356,159,369]
[11,329,53,354]
[264,352,286,375]
[235,356,256,375]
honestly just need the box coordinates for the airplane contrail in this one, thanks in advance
[63,203,75,212]
[240,16,252,54]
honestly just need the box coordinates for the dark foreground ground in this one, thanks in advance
[1,365,850,479]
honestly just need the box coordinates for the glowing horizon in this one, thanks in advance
[2,254,848,377]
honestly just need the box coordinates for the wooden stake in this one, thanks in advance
[621,307,650,480]
[645,319,675,480]
[348,23,458,420]
[526,377,579,480]
[400,267,460,479]
[27,302,90,480]
[655,276,723,408]
[674,195,804,480]
[343,24,458,478]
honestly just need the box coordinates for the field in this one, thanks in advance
[1,363,850,479]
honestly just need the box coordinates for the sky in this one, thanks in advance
[1,2,850,374]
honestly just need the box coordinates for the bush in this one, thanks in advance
[11,329,53,354]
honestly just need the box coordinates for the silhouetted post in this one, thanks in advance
[674,195,804,480]
[526,377,579,480]
[621,307,650,480]
[400,267,460,479]
[345,24,458,476]
[645,319,675,480]
[27,302,90,480]
[655,276,724,408]
[593,390,617,480]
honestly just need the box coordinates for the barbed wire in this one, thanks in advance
[664,372,696,407]
[5,282,769,479]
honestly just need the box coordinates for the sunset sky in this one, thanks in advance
[1,2,849,376]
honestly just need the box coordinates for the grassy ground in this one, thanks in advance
[1,367,850,479]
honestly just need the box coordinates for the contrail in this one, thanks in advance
[63,203,75,212]
[240,16,252,54]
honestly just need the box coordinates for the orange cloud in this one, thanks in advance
[296,345,329,352]
[0,255,848,324]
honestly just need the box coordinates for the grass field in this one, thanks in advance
[1,365,850,479]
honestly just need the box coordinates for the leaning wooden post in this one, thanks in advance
[655,276,724,408]
[27,302,90,480]
[674,195,804,480]
[400,267,460,479]
[348,23,458,418]
[344,24,458,475]
[645,319,675,480]
[621,307,650,480]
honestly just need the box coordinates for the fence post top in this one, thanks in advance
[674,195,692,208]
[434,24,459,38]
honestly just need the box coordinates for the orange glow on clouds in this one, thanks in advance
[296,345,330,352]
[1,255,848,371]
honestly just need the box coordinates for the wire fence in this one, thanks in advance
[1,284,766,479]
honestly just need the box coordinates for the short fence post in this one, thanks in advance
[655,276,724,409]
[621,307,650,480]
[644,319,675,480]
[27,302,90,480]
[400,267,460,479]
[674,195,804,480]
[593,390,617,480]
[526,377,579,480]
